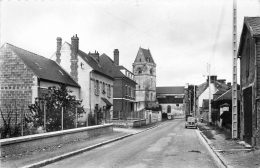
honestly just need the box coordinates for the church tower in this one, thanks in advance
[133,47,156,111]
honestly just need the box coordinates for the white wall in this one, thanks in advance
[39,81,80,99]
[198,83,218,108]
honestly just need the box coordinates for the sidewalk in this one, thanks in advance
[198,123,260,168]
[0,121,166,168]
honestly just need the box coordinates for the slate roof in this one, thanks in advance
[99,54,136,83]
[215,89,241,101]
[197,80,230,97]
[134,47,155,64]
[238,17,260,56]
[65,42,113,80]
[5,43,80,87]
[99,54,125,78]
[156,86,185,94]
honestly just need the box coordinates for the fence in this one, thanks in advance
[112,110,145,120]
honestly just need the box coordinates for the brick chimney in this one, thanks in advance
[89,51,100,62]
[56,37,62,64]
[227,82,231,87]
[114,49,119,66]
[70,34,79,81]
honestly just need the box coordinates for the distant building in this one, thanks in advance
[156,86,185,117]
[132,47,156,111]
[237,17,260,147]
[0,43,80,125]
[197,76,230,121]
[52,35,114,122]
[99,50,137,119]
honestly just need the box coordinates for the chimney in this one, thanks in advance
[114,49,119,66]
[56,37,62,64]
[207,75,217,83]
[70,34,79,81]
[227,82,231,87]
[89,50,100,62]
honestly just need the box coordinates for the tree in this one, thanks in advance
[28,84,85,132]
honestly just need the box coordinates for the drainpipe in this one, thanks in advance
[88,70,93,126]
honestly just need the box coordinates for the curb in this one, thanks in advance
[196,129,228,168]
[21,121,169,168]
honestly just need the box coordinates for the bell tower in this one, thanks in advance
[133,47,156,111]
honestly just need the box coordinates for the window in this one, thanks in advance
[94,80,99,95]
[246,39,250,77]
[98,81,101,95]
[140,58,141,62]
[129,87,131,97]
[102,82,106,94]
[125,85,128,96]
[107,84,109,96]
[138,68,142,74]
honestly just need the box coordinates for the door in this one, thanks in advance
[243,87,252,145]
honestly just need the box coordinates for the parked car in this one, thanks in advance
[185,115,198,129]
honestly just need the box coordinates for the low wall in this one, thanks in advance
[0,124,113,156]
[111,119,146,128]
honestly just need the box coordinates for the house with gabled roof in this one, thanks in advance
[132,47,156,111]
[197,76,230,122]
[51,35,114,123]
[237,17,260,147]
[0,43,80,125]
[99,50,137,119]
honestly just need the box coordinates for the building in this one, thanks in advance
[52,35,114,122]
[156,86,185,118]
[99,49,137,119]
[132,47,156,111]
[0,43,80,125]
[197,76,230,122]
[237,17,260,147]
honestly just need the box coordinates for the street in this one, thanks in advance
[43,119,218,168]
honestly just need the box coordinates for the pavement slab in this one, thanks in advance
[198,123,260,168]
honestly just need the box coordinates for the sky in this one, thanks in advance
[1,0,260,87]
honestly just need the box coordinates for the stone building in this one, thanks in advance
[0,43,80,125]
[237,17,260,147]
[99,50,137,119]
[156,86,185,119]
[52,35,114,122]
[132,47,156,111]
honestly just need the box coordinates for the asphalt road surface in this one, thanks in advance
[44,119,218,168]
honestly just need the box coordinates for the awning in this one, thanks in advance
[101,97,113,106]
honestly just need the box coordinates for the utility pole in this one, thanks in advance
[207,63,211,124]
[232,0,238,138]
[194,85,196,118]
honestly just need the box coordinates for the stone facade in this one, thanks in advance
[0,44,36,116]
[133,48,156,111]
[238,17,260,147]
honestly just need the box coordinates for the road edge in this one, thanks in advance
[20,121,169,168]
[195,129,227,168]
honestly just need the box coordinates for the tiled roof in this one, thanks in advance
[6,43,80,87]
[65,42,113,80]
[156,86,185,94]
[245,17,260,37]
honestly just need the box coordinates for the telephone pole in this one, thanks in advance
[232,0,238,138]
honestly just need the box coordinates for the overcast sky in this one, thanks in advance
[1,0,260,86]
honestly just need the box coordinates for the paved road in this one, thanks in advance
[44,119,218,168]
